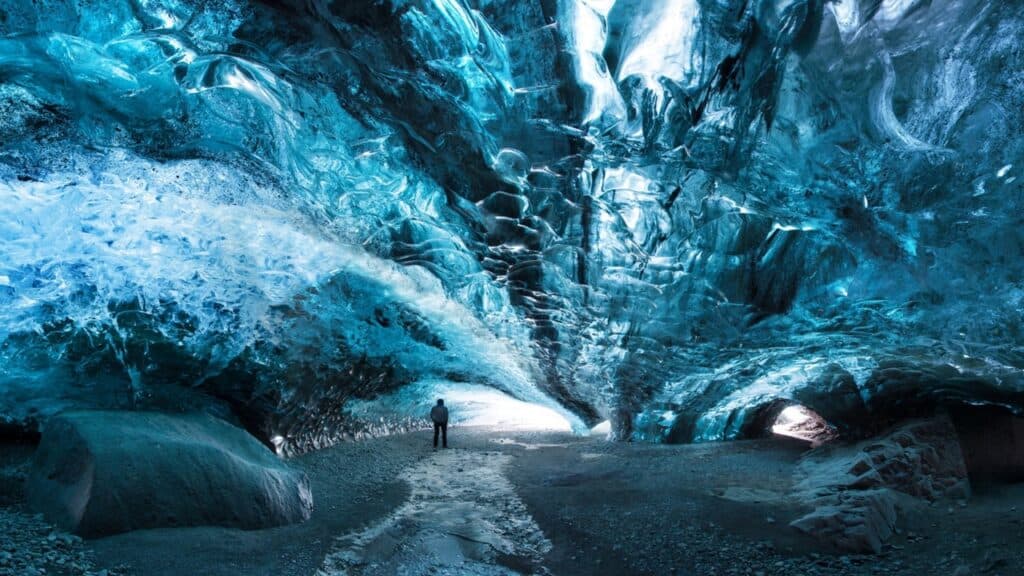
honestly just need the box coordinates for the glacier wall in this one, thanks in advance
[1,0,1022,451]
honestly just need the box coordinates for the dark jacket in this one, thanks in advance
[430,405,449,424]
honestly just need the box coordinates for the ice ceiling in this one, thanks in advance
[2,0,1023,453]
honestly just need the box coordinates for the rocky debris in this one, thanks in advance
[27,410,313,537]
[844,417,970,500]
[790,489,898,554]
[790,416,969,553]
[556,510,977,576]
[0,509,126,576]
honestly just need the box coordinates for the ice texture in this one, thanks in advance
[1,0,1023,450]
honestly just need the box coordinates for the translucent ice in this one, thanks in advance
[1,0,1022,448]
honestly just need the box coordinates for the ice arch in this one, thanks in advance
[1,0,1023,449]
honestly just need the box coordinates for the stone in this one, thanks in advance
[26,410,313,537]
[790,415,969,553]
[790,489,898,554]
[793,364,869,434]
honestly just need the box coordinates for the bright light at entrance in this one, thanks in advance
[771,405,834,445]
[443,386,574,431]
[345,380,581,432]
[772,405,813,434]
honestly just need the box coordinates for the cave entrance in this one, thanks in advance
[344,381,582,434]
[742,400,837,446]
[444,387,576,432]
[770,405,835,446]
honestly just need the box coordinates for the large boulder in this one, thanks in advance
[26,410,313,537]
[790,415,969,553]
[790,488,899,554]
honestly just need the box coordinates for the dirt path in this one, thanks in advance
[319,447,550,575]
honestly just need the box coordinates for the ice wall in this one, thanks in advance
[1,0,1022,449]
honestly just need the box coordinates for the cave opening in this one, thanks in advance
[770,404,837,446]
[740,399,838,447]
[439,388,576,432]
[342,380,581,435]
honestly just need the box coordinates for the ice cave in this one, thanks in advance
[1,0,1023,574]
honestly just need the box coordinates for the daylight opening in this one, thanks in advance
[590,420,612,437]
[344,380,580,433]
[770,405,836,446]
[443,387,575,432]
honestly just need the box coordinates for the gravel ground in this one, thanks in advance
[3,428,1024,575]
[0,509,129,576]
[0,443,127,576]
[502,431,1024,576]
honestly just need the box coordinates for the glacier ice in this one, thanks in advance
[1,0,1023,451]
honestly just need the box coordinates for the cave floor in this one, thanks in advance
[2,428,1024,576]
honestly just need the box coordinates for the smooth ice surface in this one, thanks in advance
[1,0,1023,449]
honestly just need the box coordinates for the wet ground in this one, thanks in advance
[2,427,1024,575]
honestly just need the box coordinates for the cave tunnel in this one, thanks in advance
[739,400,838,447]
[2,0,1024,574]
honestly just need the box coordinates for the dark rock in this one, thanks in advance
[790,488,898,554]
[26,410,313,537]
[0,413,40,443]
[855,417,970,500]
[790,415,969,553]
[794,364,868,435]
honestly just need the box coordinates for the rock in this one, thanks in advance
[791,489,898,554]
[794,364,868,434]
[26,410,313,537]
[857,418,969,500]
[790,415,969,553]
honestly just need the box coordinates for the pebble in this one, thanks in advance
[0,509,123,576]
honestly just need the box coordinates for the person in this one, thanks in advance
[430,398,449,449]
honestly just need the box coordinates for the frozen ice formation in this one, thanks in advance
[1,0,1023,451]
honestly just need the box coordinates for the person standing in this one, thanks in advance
[430,398,449,449]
